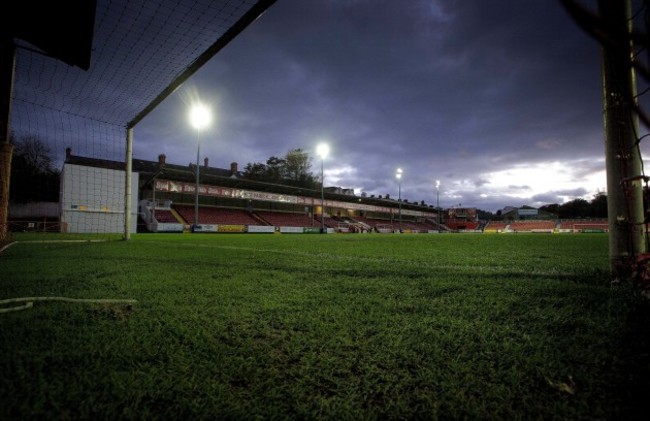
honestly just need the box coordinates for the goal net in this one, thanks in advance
[2,0,275,241]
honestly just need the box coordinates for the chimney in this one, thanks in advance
[204,157,209,168]
[230,162,238,175]
[65,147,71,160]
[158,154,166,166]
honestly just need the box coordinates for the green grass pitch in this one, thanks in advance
[1,233,649,419]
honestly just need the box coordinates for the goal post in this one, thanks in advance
[124,128,133,241]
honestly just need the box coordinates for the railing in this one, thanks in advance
[5,220,69,233]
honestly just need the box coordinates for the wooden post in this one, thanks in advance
[0,39,16,241]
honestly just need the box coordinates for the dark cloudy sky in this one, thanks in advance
[134,0,650,212]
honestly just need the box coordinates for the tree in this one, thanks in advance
[15,136,55,175]
[10,136,60,203]
[242,149,318,189]
[539,195,607,219]
[265,156,286,183]
[242,162,267,181]
[563,198,591,218]
[591,192,608,218]
[285,149,311,181]
[539,203,560,216]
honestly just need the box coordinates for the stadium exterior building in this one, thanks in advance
[60,149,139,234]
[498,206,557,221]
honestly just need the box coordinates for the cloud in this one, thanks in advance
[133,0,648,213]
[536,139,563,150]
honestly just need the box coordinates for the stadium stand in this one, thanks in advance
[62,150,609,237]
[345,217,372,232]
[153,210,179,224]
[426,218,451,231]
[558,219,608,232]
[510,220,557,232]
[397,220,432,233]
[444,219,479,230]
[327,216,368,233]
[255,211,315,228]
[484,221,509,232]
[174,205,262,226]
[353,215,395,229]
[314,214,337,229]
[320,215,357,232]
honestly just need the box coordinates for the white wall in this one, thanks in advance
[60,164,138,233]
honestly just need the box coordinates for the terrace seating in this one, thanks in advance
[510,220,557,232]
[484,221,509,232]
[558,219,608,232]
[395,220,429,233]
[255,211,315,227]
[328,216,358,232]
[354,215,393,228]
[426,218,450,231]
[366,217,439,233]
[314,214,337,228]
[345,217,372,232]
[174,205,262,225]
[173,205,193,224]
[419,219,439,230]
[445,219,479,230]
[419,219,433,228]
[373,223,394,233]
[153,210,179,223]
[324,215,368,232]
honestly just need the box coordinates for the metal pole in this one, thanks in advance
[152,176,156,221]
[124,128,133,240]
[321,157,325,233]
[194,128,200,229]
[398,180,402,232]
[600,0,645,279]
[436,187,440,225]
